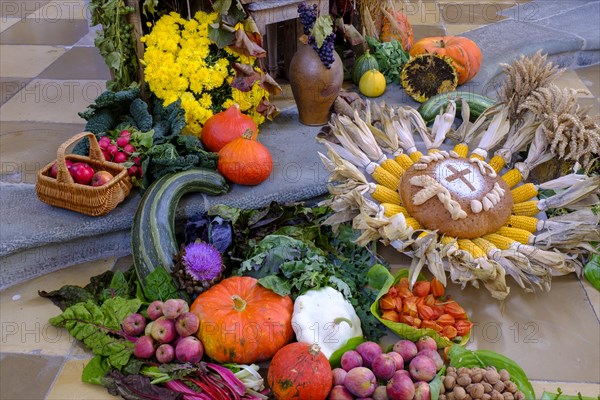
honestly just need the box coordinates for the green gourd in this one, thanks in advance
[352,50,379,85]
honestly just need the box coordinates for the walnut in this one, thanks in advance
[491,390,504,400]
[447,393,457,400]
[457,374,472,386]
[440,396,447,400]
[441,382,446,394]
[482,382,493,393]
[458,367,470,375]
[499,369,510,382]
[493,381,505,393]
[503,392,515,400]
[482,395,492,400]
[467,383,485,399]
[484,368,500,384]
[505,381,518,394]
[472,372,483,383]
[454,386,467,400]
[445,375,457,390]
[514,392,525,400]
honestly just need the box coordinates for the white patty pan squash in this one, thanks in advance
[291,286,363,358]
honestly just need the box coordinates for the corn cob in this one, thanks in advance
[506,215,538,233]
[440,236,456,246]
[502,168,522,188]
[372,166,400,191]
[428,149,440,154]
[457,239,487,259]
[405,217,423,230]
[382,203,408,218]
[511,183,538,203]
[371,184,401,205]
[512,200,540,216]
[496,226,533,244]
[417,231,430,239]
[381,159,405,179]
[483,233,516,250]
[469,153,485,161]
[453,143,469,158]
[409,150,424,163]
[395,153,414,170]
[471,237,498,256]
[488,155,506,173]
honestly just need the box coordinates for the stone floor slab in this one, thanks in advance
[39,46,111,80]
[46,358,115,400]
[500,0,598,23]
[0,18,88,45]
[0,17,21,33]
[0,44,65,78]
[0,79,106,123]
[0,77,31,105]
[0,0,52,19]
[0,353,64,400]
[536,1,600,51]
[0,258,115,355]
[577,64,600,98]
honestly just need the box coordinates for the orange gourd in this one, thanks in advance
[217,129,273,185]
[380,9,414,51]
[267,342,333,400]
[409,36,482,85]
[200,104,258,152]
[190,276,294,364]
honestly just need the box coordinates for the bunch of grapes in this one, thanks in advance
[311,33,336,69]
[298,2,317,34]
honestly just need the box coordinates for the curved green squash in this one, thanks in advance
[418,91,496,125]
[131,168,229,290]
[353,50,379,85]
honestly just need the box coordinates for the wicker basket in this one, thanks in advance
[36,132,133,216]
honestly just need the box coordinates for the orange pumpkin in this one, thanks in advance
[267,342,333,400]
[409,36,482,85]
[200,104,258,152]
[380,9,414,51]
[217,129,273,185]
[190,276,294,364]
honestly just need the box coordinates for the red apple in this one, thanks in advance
[50,160,73,178]
[162,299,189,320]
[175,312,199,337]
[91,170,114,187]
[134,335,155,359]
[147,301,164,320]
[70,162,94,185]
[175,336,203,363]
[122,313,146,336]
[151,316,177,344]
[155,343,175,363]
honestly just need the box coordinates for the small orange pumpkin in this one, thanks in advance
[380,9,414,51]
[217,129,273,185]
[409,36,482,85]
[267,342,333,400]
[190,276,294,364]
[200,104,258,152]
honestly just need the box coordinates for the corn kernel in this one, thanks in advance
[512,201,540,216]
[502,169,522,188]
[453,143,469,158]
[489,155,506,173]
[506,215,538,233]
[511,183,538,203]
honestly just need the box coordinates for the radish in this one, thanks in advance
[117,136,130,147]
[113,152,128,163]
[123,144,136,154]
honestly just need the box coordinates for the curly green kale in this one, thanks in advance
[130,98,152,132]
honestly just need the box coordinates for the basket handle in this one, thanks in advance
[56,132,106,183]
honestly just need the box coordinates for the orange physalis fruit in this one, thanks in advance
[387,287,399,298]
[417,304,435,321]
[413,281,431,297]
[381,310,400,323]
[430,305,444,320]
[431,277,445,297]
[455,320,473,336]
[397,277,410,289]
[380,294,396,310]
[436,314,456,327]
[421,320,443,332]
[444,301,467,319]
[401,314,417,326]
[393,297,403,313]
[403,296,418,317]
[397,286,413,299]
[442,325,458,339]
[424,294,436,307]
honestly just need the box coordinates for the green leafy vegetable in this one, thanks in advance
[365,36,409,84]
[82,355,111,386]
[540,388,598,400]
[447,345,535,400]
[430,366,446,400]
[49,297,141,368]
[142,266,182,302]
[103,371,181,400]
[583,247,600,291]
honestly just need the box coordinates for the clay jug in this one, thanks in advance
[288,42,344,126]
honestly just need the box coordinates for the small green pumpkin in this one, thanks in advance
[352,50,379,85]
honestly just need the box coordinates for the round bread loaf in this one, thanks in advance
[399,154,513,239]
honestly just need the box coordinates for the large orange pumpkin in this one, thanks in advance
[409,36,482,85]
[190,276,294,364]
[380,9,414,51]
[267,342,333,400]
[200,104,258,152]
[217,129,273,186]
